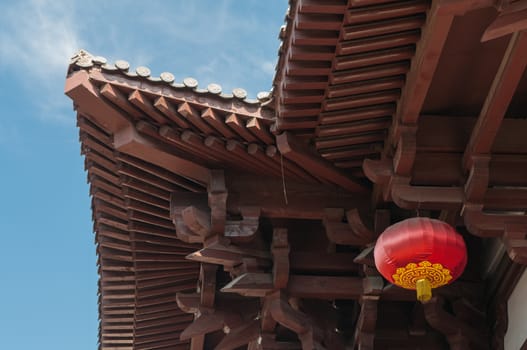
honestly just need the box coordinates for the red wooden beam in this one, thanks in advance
[482,3,527,41]
[276,132,367,193]
[65,70,129,132]
[221,273,364,300]
[114,124,210,185]
[463,31,527,169]
[393,0,455,127]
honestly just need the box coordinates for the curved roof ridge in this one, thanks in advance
[68,49,274,108]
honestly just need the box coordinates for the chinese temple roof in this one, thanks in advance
[65,0,527,349]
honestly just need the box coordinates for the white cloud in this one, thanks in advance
[0,0,82,125]
[0,0,285,124]
[0,0,82,80]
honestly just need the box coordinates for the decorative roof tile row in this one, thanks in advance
[69,50,272,106]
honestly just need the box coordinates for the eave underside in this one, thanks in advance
[65,0,527,348]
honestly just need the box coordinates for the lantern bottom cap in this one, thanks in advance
[416,278,432,303]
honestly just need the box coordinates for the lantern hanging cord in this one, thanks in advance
[280,153,288,205]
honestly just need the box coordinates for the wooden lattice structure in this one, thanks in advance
[65,1,527,349]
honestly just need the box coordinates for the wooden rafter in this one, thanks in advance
[463,31,527,169]
[114,124,210,185]
[482,1,527,41]
[392,0,455,128]
[66,70,130,132]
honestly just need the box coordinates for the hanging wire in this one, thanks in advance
[280,153,289,205]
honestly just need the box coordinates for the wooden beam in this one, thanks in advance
[290,252,359,273]
[221,273,275,297]
[272,228,290,289]
[435,0,494,16]
[482,5,527,41]
[178,102,215,134]
[224,207,260,240]
[215,320,260,350]
[224,171,368,219]
[463,31,527,169]
[259,334,302,349]
[391,183,464,210]
[221,273,364,300]
[323,208,375,245]
[393,0,455,128]
[114,124,210,185]
[182,206,212,238]
[362,158,392,186]
[65,70,130,132]
[190,335,205,350]
[269,297,318,350]
[199,263,217,309]
[208,169,227,235]
[153,96,191,128]
[128,89,168,124]
[287,275,364,300]
[171,200,205,244]
[463,203,527,237]
[186,239,271,268]
[180,313,225,340]
[353,296,379,350]
[423,297,489,350]
[175,292,200,314]
[347,208,376,242]
[276,132,367,193]
[354,246,375,267]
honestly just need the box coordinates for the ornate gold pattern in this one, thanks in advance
[392,261,452,290]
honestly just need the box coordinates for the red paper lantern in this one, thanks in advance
[374,217,467,302]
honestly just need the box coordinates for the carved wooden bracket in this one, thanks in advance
[215,319,261,350]
[180,312,226,340]
[323,208,375,245]
[464,156,490,203]
[199,263,217,309]
[272,228,290,289]
[208,169,228,235]
[224,206,261,241]
[170,170,261,243]
[171,192,210,243]
[177,289,260,345]
[463,204,527,263]
[186,237,271,270]
[175,262,218,345]
[353,295,380,350]
[267,291,325,350]
[364,159,465,210]
[230,257,261,278]
[423,297,490,350]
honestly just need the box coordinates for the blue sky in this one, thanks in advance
[0,1,286,348]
